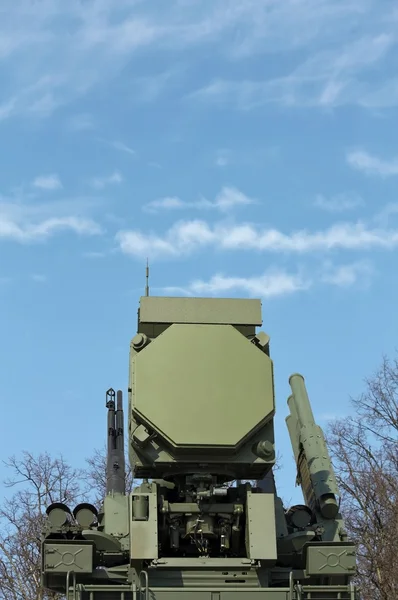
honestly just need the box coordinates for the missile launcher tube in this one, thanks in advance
[289,373,315,425]
[286,395,300,463]
[288,373,340,519]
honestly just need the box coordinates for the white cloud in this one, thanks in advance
[346,150,398,176]
[158,260,373,299]
[32,174,62,190]
[143,186,256,213]
[116,217,398,259]
[0,215,101,242]
[0,195,102,243]
[215,187,255,210]
[314,192,363,212]
[90,171,123,189]
[188,270,310,298]
[320,260,373,287]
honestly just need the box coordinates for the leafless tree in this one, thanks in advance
[0,447,134,600]
[0,452,83,600]
[327,354,398,600]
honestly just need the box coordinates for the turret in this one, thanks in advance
[40,294,359,600]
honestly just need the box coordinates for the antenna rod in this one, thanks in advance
[145,259,149,297]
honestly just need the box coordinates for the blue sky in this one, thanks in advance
[1,0,398,505]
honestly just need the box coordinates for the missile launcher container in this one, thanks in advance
[41,295,360,599]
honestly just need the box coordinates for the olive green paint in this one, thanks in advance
[40,294,360,600]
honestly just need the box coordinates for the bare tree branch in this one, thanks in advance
[0,452,84,600]
[0,447,132,600]
[327,354,398,600]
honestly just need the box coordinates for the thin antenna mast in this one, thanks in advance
[145,259,149,297]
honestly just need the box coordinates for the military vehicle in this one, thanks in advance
[41,294,359,599]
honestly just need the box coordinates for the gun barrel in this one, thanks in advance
[106,388,126,495]
[116,390,126,490]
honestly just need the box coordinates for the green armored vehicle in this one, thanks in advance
[41,295,359,599]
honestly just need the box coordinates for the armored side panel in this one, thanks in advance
[245,492,277,561]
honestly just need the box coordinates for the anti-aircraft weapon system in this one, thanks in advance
[41,295,359,599]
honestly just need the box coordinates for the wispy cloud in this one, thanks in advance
[144,197,185,212]
[0,215,101,243]
[215,149,231,167]
[129,70,182,103]
[148,161,162,169]
[32,174,62,190]
[314,192,363,212]
[0,195,102,243]
[189,32,397,110]
[143,186,257,213]
[111,141,136,156]
[67,113,95,131]
[83,251,106,259]
[116,216,398,259]
[0,99,16,121]
[31,273,47,283]
[346,149,398,176]
[187,270,310,298]
[0,75,68,122]
[374,202,398,227]
[212,146,280,169]
[0,0,395,120]
[89,171,123,189]
[320,260,373,287]
[158,260,373,299]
